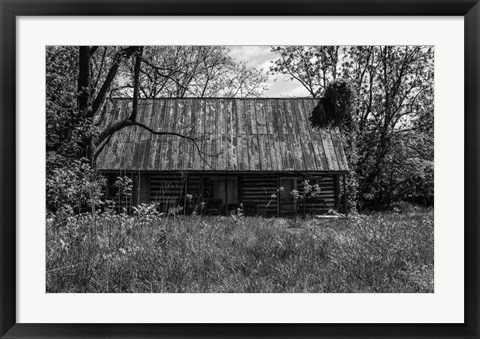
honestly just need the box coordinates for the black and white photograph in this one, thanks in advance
[46,45,434,293]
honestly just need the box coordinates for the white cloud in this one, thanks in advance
[227,45,311,97]
[264,75,310,97]
[228,46,275,68]
[257,59,274,72]
[280,84,310,97]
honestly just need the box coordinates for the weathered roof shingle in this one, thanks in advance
[96,98,349,172]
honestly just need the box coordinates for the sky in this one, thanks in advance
[227,46,310,98]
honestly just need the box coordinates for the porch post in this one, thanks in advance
[225,174,228,215]
[276,176,280,217]
[334,174,340,210]
[184,172,188,216]
[343,174,348,218]
[199,174,204,215]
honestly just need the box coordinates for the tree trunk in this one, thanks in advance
[78,46,90,113]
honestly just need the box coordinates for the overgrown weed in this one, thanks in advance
[47,207,433,293]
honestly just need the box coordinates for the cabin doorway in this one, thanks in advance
[202,176,238,214]
[279,177,297,216]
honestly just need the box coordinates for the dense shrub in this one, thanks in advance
[46,158,106,213]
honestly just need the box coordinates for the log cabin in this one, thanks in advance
[96,98,349,217]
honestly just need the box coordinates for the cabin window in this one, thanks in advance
[279,177,297,215]
[202,176,216,199]
[201,176,238,214]
[215,177,239,205]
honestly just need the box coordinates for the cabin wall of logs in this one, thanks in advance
[104,171,344,217]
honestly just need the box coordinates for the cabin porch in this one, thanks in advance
[103,171,348,217]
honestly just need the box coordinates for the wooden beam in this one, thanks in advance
[129,171,134,213]
[276,176,280,217]
[184,172,188,216]
[105,173,111,199]
[200,174,204,199]
[224,174,228,215]
[334,174,339,211]
[145,174,151,204]
[292,177,298,220]
[238,175,243,208]
[343,175,348,217]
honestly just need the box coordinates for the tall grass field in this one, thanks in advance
[47,206,433,293]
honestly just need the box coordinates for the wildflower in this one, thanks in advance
[271,193,277,199]
[277,187,285,192]
[168,206,183,216]
[290,189,301,200]
[186,194,193,200]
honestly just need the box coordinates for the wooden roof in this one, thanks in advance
[96,98,349,172]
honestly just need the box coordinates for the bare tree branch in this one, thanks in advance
[89,46,99,55]
[89,46,140,118]
[92,47,107,91]
[94,119,217,169]
[139,56,197,97]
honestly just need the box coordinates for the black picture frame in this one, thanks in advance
[1,1,479,338]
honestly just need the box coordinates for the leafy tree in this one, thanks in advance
[309,79,359,212]
[46,46,135,213]
[46,45,267,213]
[271,45,434,210]
[118,46,267,98]
[310,78,356,127]
[74,45,267,163]
[270,46,340,97]
[46,158,105,213]
[46,46,84,161]
[346,46,434,209]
